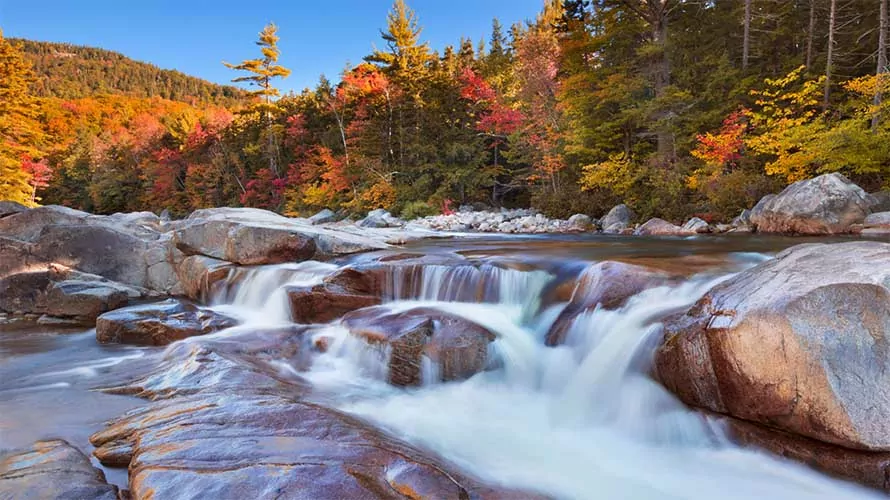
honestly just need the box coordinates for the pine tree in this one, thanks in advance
[0,30,44,205]
[224,22,291,181]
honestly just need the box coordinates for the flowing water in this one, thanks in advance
[0,234,881,498]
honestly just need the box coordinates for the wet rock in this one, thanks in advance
[546,261,671,346]
[601,204,634,232]
[0,266,146,324]
[634,218,691,236]
[655,241,890,451]
[176,255,234,301]
[343,306,496,386]
[0,200,27,218]
[308,208,337,225]
[0,439,118,499]
[870,191,890,213]
[749,173,874,234]
[89,332,535,500]
[682,217,711,234]
[96,299,237,346]
[724,415,890,492]
[567,213,593,231]
[287,285,381,324]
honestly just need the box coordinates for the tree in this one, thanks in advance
[824,0,837,109]
[742,0,752,70]
[874,0,888,130]
[224,23,291,178]
[0,30,44,205]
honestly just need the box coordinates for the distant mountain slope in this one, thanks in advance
[12,38,246,105]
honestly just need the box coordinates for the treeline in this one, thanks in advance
[12,39,246,105]
[2,0,889,221]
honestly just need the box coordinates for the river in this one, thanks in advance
[0,234,881,499]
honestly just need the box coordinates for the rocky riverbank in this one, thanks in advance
[3,196,890,497]
[313,172,890,237]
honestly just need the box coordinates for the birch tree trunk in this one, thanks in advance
[823,0,836,110]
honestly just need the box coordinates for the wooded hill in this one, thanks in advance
[11,38,245,105]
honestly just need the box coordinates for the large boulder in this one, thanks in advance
[749,173,874,234]
[0,265,147,324]
[546,261,671,346]
[96,299,237,346]
[682,217,711,234]
[655,241,890,451]
[634,218,691,236]
[358,209,404,228]
[567,214,593,231]
[342,306,496,386]
[601,204,634,233]
[0,205,181,294]
[0,439,118,499]
[176,207,389,260]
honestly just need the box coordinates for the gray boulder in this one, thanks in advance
[567,213,593,231]
[656,241,890,451]
[601,204,634,231]
[634,218,691,236]
[682,217,711,234]
[749,173,874,234]
[308,208,337,225]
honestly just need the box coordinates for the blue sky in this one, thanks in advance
[1,0,544,93]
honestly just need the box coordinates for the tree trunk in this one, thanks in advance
[806,0,817,70]
[652,15,674,162]
[824,0,837,110]
[742,0,752,70]
[874,0,888,131]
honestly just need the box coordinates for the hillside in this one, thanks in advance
[12,38,246,105]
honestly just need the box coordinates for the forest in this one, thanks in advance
[1,0,889,222]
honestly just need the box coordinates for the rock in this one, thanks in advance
[177,255,234,302]
[179,207,389,258]
[0,200,27,218]
[724,415,890,492]
[749,173,874,234]
[732,209,752,227]
[870,191,890,212]
[96,299,238,346]
[546,261,671,346]
[343,306,496,386]
[567,214,593,231]
[358,209,404,228]
[634,218,691,236]
[287,285,381,324]
[0,266,146,324]
[174,219,317,265]
[0,439,118,499]
[601,204,634,230]
[89,330,536,500]
[864,211,890,227]
[655,241,890,451]
[308,208,337,225]
[682,217,710,233]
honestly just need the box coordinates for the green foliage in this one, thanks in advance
[13,38,245,105]
[399,200,438,219]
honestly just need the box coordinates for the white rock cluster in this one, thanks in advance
[407,208,586,234]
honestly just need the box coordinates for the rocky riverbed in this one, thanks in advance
[2,198,890,499]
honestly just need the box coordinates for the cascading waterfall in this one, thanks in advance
[295,258,878,500]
